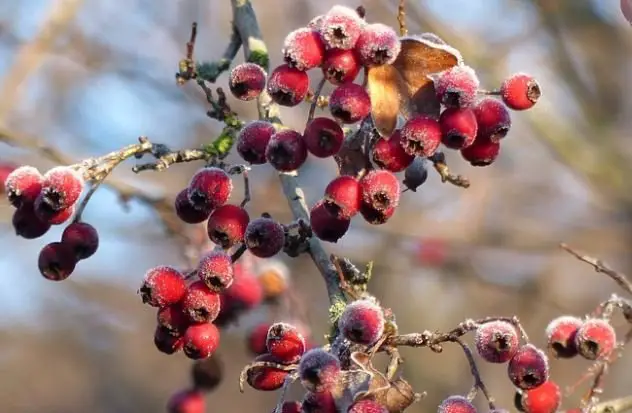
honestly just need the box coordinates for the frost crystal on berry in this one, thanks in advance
[545,315,582,359]
[4,165,43,207]
[40,166,84,211]
[319,5,364,50]
[283,27,325,70]
[508,344,550,390]
[229,62,267,101]
[237,120,276,165]
[354,23,401,67]
[310,199,350,243]
[298,347,341,393]
[434,65,480,109]
[475,320,519,363]
[338,299,385,345]
[245,217,285,258]
[438,395,478,413]
[197,250,234,292]
[328,83,371,124]
[575,318,616,360]
[267,64,310,107]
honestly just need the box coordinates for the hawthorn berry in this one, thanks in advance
[217,263,264,323]
[338,299,385,345]
[623,0,632,24]
[139,266,187,307]
[310,200,350,243]
[372,130,415,173]
[182,281,222,323]
[183,322,220,360]
[248,322,272,356]
[302,391,337,413]
[438,395,477,413]
[348,399,388,413]
[206,204,249,249]
[175,188,211,224]
[246,353,290,391]
[400,115,442,157]
[191,356,224,392]
[157,303,190,336]
[319,5,364,50]
[187,167,232,212]
[500,73,541,111]
[545,315,582,359]
[360,169,400,212]
[508,344,550,390]
[4,165,43,207]
[283,27,325,71]
[12,204,51,239]
[265,129,308,172]
[521,380,561,413]
[303,117,344,158]
[323,175,361,219]
[473,98,511,141]
[197,250,234,292]
[359,201,395,225]
[322,48,361,85]
[244,217,285,258]
[61,221,99,260]
[277,401,302,413]
[167,388,205,413]
[403,157,428,192]
[575,318,617,360]
[329,83,371,124]
[434,65,480,108]
[34,197,74,225]
[229,62,267,101]
[439,108,478,150]
[40,166,84,211]
[298,347,341,393]
[475,320,519,363]
[354,23,401,67]
[460,134,500,167]
[38,242,77,281]
[237,120,276,165]
[308,15,324,30]
[266,322,306,364]
[154,326,184,355]
[0,163,17,191]
[267,64,309,107]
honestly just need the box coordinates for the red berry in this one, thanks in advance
[508,344,550,390]
[265,129,308,172]
[267,64,309,107]
[266,322,306,364]
[182,281,221,323]
[0,163,17,191]
[278,401,302,413]
[38,242,77,281]
[283,28,325,71]
[460,134,500,167]
[440,108,478,150]
[224,263,264,310]
[545,315,582,359]
[329,83,371,124]
[61,221,99,260]
[4,165,43,207]
[354,23,401,67]
[229,63,266,101]
[372,130,415,172]
[302,391,337,413]
[400,116,442,157]
[167,388,205,413]
[360,169,400,212]
[623,0,632,24]
[308,15,324,30]
[575,318,617,360]
[435,65,480,108]
[12,203,51,239]
[298,347,341,393]
[403,157,428,192]
[359,201,395,225]
[338,299,385,345]
[183,323,220,360]
[206,204,249,249]
[237,120,276,165]
[157,303,190,336]
[139,266,186,307]
[187,167,232,212]
[303,117,344,158]
[438,395,477,413]
[348,399,388,413]
[246,353,290,391]
[521,380,561,413]
[473,98,511,141]
[40,166,84,210]
[500,73,541,111]
[191,356,224,392]
[244,217,285,258]
[34,197,74,225]
[319,5,364,50]
[310,200,350,243]
[175,188,211,224]
[322,48,361,85]
[248,322,272,356]
[197,250,234,292]
[154,326,184,355]
[475,320,519,363]
[323,175,361,219]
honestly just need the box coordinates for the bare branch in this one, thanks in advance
[429,151,470,189]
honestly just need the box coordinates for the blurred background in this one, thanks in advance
[1,0,631,412]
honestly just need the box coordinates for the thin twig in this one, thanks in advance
[454,337,495,409]
[397,0,408,36]
[307,77,326,122]
[429,151,470,188]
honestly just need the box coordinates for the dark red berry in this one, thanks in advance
[167,388,205,413]
[348,399,388,413]
[460,134,500,167]
[175,188,211,224]
[298,347,341,393]
[400,116,442,157]
[154,326,184,355]
[360,169,400,212]
[229,62,267,101]
[61,221,99,260]
[40,166,84,210]
[500,73,541,111]
[303,117,344,158]
[310,200,350,243]
[278,401,302,413]
[372,130,415,172]
[267,64,309,107]
[4,165,43,207]
[323,175,361,219]
[248,322,272,356]
[302,391,337,413]
[623,0,632,24]
[319,5,364,50]
[157,303,190,336]
[338,299,385,345]
[575,318,617,360]
[359,201,395,225]
[508,344,550,390]
[237,120,276,165]
[246,353,290,391]
[206,204,249,249]
[197,250,234,292]
[139,266,187,307]
[187,167,232,212]
[244,217,285,258]
[354,23,401,67]
[34,197,74,225]
[322,48,361,85]
[191,356,224,392]
[521,380,561,413]
[12,203,51,239]
[0,163,17,192]
[283,27,325,70]
[183,322,220,360]
[38,242,77,281]
[267,322,306,364]
[329,83,371,124]
[545,315,582,359]
[182,281,221,323]
[265,129,308,172]
[434,65,480,108]
[440,107,478,150]
[403,157,428,192]
[438,395,477,413]
[475,320,519,363]
[473,98,511,141]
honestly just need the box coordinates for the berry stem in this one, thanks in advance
[429,151,471,188]
[227,164,251,207]
[307,77,326,123]
[454,337,496,410]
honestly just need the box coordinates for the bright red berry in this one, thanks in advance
[4,165,43,207]
[167,388,205,413]
[360,169,400,212]
[248,322,272,356]
[278,401,302,413]
[206,204,249,249]
[197,250,234,292]
[372,130,415,172]
[154,326,184,355]
[187,167,232,212]
[246,353,290,391]
[237,120,276,165]
[61,221,99,260]
[508,344,550,390]
[354,23,401,67]
[40,166,84,210]
[545,315,582,359]
[400,115,442,157]
[500,73,541,111]
[310,200,350,243]
[298,347,341,393]
[267,322,306,364]
[460,134,500,167]
[521,380,561,413]
[338,299,385,345]
[319,5,364,50]
[267,64,309,107]
[302,391,337,413]
[359,201,395,225]
[323,175,361,219]
[139,266,187,307]
[475,320,519,363]
[244,217,285,258]
[435,65,480,108]
[182,281,221,323]
[403,157,428,192]
[322,48,361,85]
[157,303,190,336]
[348,399,388,413]
[38,242,77,281]
[229,62,267,101]
[283,28,326,71]
[183,322,220,360]
[12,203,51,239]
[34,197,74,225]
[175,188,211,224]
[575,318,617,360]
[329,83,371,124]
[265,129,308,172]
[303,117,344,158]
[440,107,478,150]
[438,395,477,413]
[473,98,511,141]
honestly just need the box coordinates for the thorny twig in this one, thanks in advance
[429,151,470,188]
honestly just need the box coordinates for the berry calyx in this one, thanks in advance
[38,242,77,281]
[4,165,43,207]
[521,380,561,413]
[298,347,341,393]
[267,64,309,107]
[359,201,395,225]
[329,83,371,124]
[182,281,222,323]
[437,395,477,413]
[403,157,428,192]
[183,322,220,360]
[439,107,478,150]
[237,121,276,165]
[310,200,350,243]
[473,98,511,141]
[154,326,184,355]
[40,166,84,211]
[575,318,617,360]
[34,198,74,225]
[197,250,234,292]
[283,28,326,71]
[323,175,362,219]
[475,320,519,363]
[500,73,541,111]
[322,48,361,85]
[246,353,290,391]
[61,221,99,260]
[139,266,187,307]
[187,167,232,212]
[460,134,500,167]
[244,217,285,258]
[303,117,344,158]
[354,23,401,67]
[338,298,385,345]
[12,203,51,239]
[400,116,442,157]
[229,62,267,101]
[206,204,250,249]
[508,344,550,390]
[157,303,190,336]
[319,5,364,50]
[265,129,308,172]
[434,65,480,108]
[266,322,306,364]
[545,315,582,359]
[359,169,400,212]
[167,388,205,413]
[372,130,415,173]
[175,188,211,224]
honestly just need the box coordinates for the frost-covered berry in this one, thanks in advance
[229,62,267,101]
[360,169,400,212]
[372,130,415,173]
[206,204,249,249]
[434,65,480,108]
[400,116,442,157]
[323,175,361,219]
[302,391,337,413]
[303,117,344,158]
[183,322,220,360]
[197,250,234,292]
[12,204,51,239]
[403,157,428,192]
[265,129,308,172]
[329,83,371,124]
[40,166,84,211]
[167,388,205,413]
[157,303,190,336]
[338,299,385,345]
[508,344,550,390]
[4,165,43,207]
[182,281,221,323]
[175,188,211,224]
[475,320,519,363]
[298,347,341,393]
[310,200,350,243]
[266,322,306,364]
[440,108,478,150]
[521,380,561,413]
[61,221,99,260]
[267,64,310,107]
[322,48,361,85]
[38,242,77,281]
[575,318,617,360]
[545,315,582,359]
[140,266,187,307]
[461,134,500,167]
[354,23,401,67]
[248,322,272,356]
[500,73,541,111]
[473,98,511,141]
[348,399,388,413]
[244,217,285,258]
[319,5,364,50]
[359,201,395,225]
[438,396,477,413]
[283,28,326,71]
[246,353,290,391]
[237,120,276,165]
[154,326,184,355]
[187,167,232,212]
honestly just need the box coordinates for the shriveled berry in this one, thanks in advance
[440,107,478,150]
[277,401,302,413]
[283,28,325,71]
[360,169,400,212]
[237,120,276,164]
[545,315,582,359]
[157,303,190,336]
[207,204,249,249]
[155,326,184,355]
[329,83,371,124]
[461,134,500,167]
[400,116,442,157]
[403,157,428,192]
[197,250,234,292]
[265,129,308,172]
[167,388,205,413]
[310,200,350,243]
[247,353,289,391]
[175,188,211,224]
[40,166,84,211]
[12,204,51,239]
[267,64,309,107]
[191,356,224,392]
[575,318,617,360]
[359,201,395,225]
[182,281,221,323]
[521,380,561,413]
[473,98,511,141]
[183,323,220,360]
[38,242,77,281]
[372,130,414,172]
[34,196,74,225]
[438,395,477,413]
[303,117,344,158]
[338,299,385,345]
[187,167,232,211]
[4,165,43,207]
[248,322,272,356]
[323,175,361,219]
[354,23,401,67]
[508,344,550,390]
[244,217,285,258]
[298,347,341,393]
[61,221,99,260]
[139,266,187,307]
[475,320,519,363]
[302,391,337,413]
[435,65,480,108]
[322,48,361,85]
[229,62,267,101]
[319,5,364,50]
[500,73,541,111]
[267,322,306,364]
[348,399,388,413]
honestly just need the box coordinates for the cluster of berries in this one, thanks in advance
[3,165,99,280]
